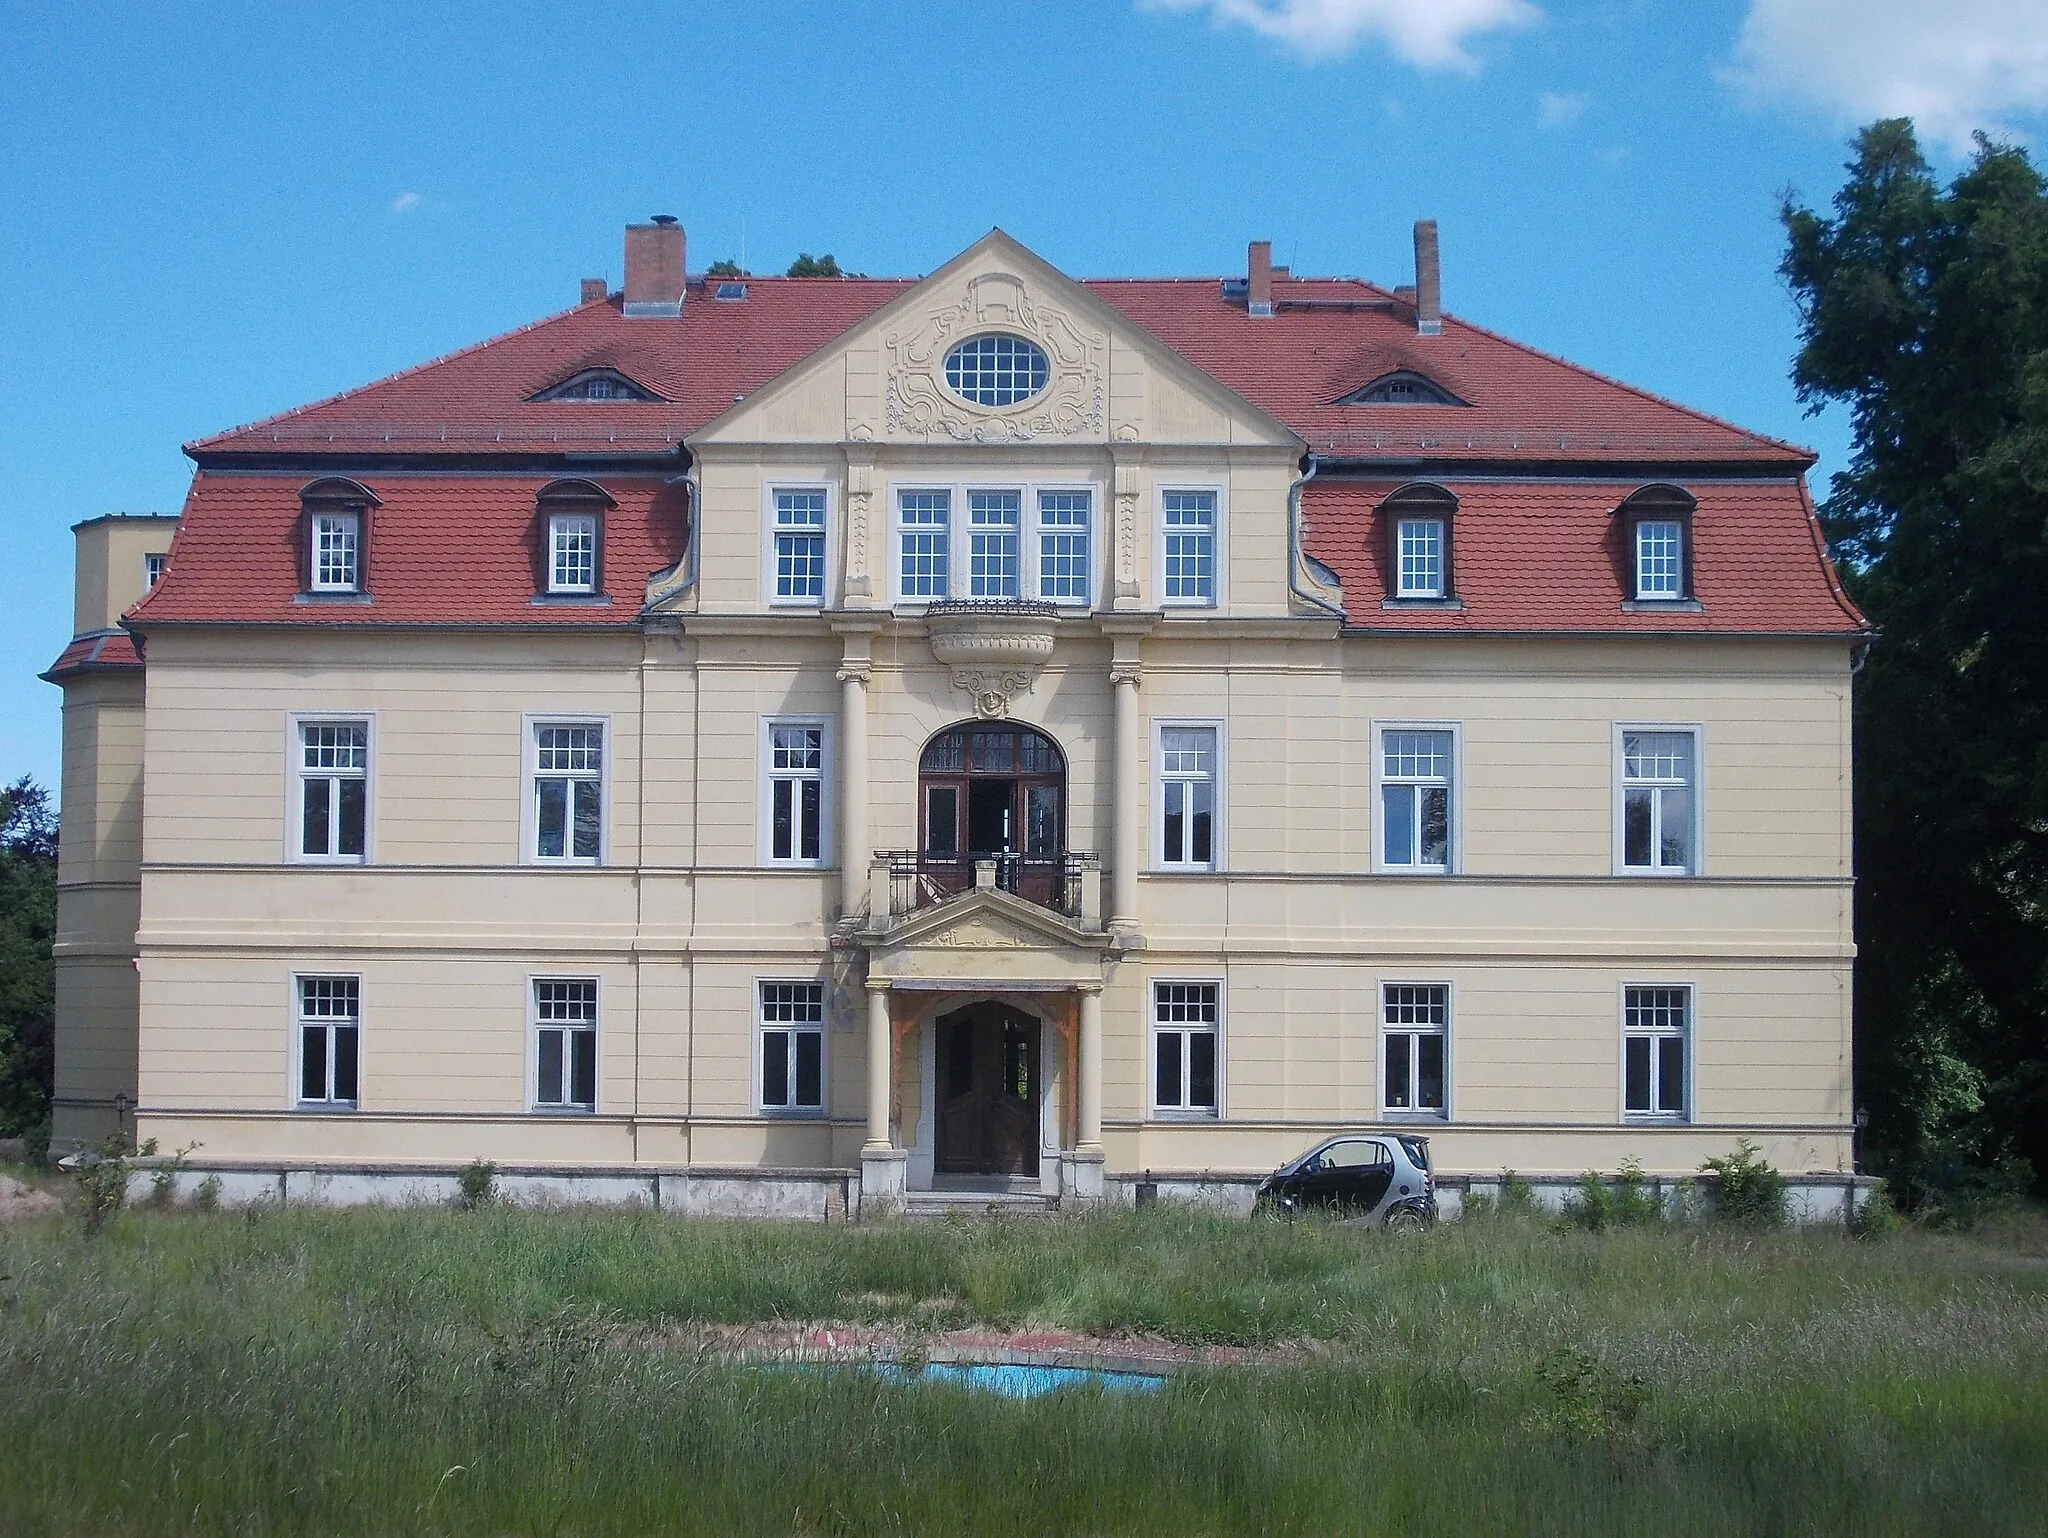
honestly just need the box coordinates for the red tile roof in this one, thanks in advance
[1302,478,1865,634]
[191,277,1809,467]
[129,473,687,627]
[40,630,143,682]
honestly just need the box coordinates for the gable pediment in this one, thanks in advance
[866,886,1109,987]
[688,230,1300,451]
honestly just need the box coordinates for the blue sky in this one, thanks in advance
[4,0,2043,798]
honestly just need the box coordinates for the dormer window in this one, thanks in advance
[529,369,660,403]
[1338,371,1467,407]
[550,513,598,593]
[144,553,167,589]
[297,478,379,597]
[532,480,615,599]
[1617,486,1696,604]
[1379,484,1457,603]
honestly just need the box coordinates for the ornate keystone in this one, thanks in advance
[924,599,1058,718]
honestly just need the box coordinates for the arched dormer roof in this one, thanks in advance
[1336,370,1469,407]
[298,476,381,506]
[1615,483,1696,516]
[528,367,663,403]
[534,477,617,509]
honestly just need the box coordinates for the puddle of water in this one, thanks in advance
[779,1361,1167,1398]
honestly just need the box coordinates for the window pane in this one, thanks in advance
[799,779,821,862]
[1398,518,1443,597]
[926,787,958,855]
[1623,787,1653,868]
[301,1025,327,1101]
[1383,784,1414,866]
[332,1026,359,1103]
[1026,785,1059,855]
[302,777,331,856]
[763,1030,789,1107]
[772,779,794,861]
[571,1029,597,1108]
[1659,786,1691,870]
[1189,1031,1217,1111]
[1417,1033,1445,1111]
[1155,1031,1181,1108]
[1189,781,1213,865]
[1658,1036,1685,1115]
[537,779,567,859]
[1624,1035,1652,1112]
[1420,786,1449,867]
[1635,520,1683,597]
[573,779,602,860]
[538,1029,564,1105]
[337,778,366,858]
[1162,781,1184,864]
[795,1031,823,1108]
[1038,490,1091,601]
[1385,1032,1412,1110]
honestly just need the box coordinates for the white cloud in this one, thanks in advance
[1142,0,1540,72]
[389,191,425,215]
[1537,90,1588,128]
[1725,0,2048,153]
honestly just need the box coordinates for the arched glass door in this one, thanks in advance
[918,724,1065,905]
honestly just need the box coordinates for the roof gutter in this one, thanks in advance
[1288,453,1347,622]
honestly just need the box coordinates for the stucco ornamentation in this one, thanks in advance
[925,600,1057,718]
[884,272,1104,442]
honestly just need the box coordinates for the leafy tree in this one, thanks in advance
[785,253,843,278]
[706,259,748,278]
[1782,120,2048,1195]
[0,777,58,1147]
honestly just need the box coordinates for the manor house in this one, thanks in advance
[45,219,1867,1212]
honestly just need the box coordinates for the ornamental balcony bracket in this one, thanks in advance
[923,599,1058,718]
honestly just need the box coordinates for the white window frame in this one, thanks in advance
[1034,486,1094,606]
[291,973,361,1109]
[758,716,833,869]
[1155,483,1226,609]
[285,713,374,865]
[1371,721,1461,875]
[755,978,829,1116]
[1632,518,1685,601]
[1395,517,1446,599]
[1151,717,1226,872]
[1613,723,1703,877]
[547,511,599,595]
[309,510,361,592]
[1378,981,1452,1120]
[889,479,1102,609]
[529,974,600,1113]
[1149,977,1224,1119]
[144,552,167,589]
[763,482,832,608]
[523,715,611,867]
[1619,981,1695,1122]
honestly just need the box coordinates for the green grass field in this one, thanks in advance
[1,1193,2042,1536]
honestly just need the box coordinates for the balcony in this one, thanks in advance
[871,850,1102,928]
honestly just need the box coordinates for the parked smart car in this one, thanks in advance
[1255,1133,1435,1228]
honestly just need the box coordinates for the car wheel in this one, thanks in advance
[1382,1206,1430,1234]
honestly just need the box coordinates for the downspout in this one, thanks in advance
[1288,452,1347,621]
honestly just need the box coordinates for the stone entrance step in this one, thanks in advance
[902,1188,1059,1219]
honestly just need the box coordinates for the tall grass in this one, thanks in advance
[0,1206,2042,1535]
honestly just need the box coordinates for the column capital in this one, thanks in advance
[1107,661,1141,688]
[1077,980,1104,996]
[864,977,893,994]
[836,661,872,685]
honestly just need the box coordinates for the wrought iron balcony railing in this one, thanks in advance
[871,850,1102,928]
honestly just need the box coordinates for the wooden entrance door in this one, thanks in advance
[934,1003,1040,1177]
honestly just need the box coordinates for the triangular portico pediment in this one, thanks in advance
[865,886,1109,989]
[688,229,1301,450]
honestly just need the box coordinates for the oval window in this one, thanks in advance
[943,334,1049,408]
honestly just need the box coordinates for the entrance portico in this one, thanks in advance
[858,885,1109,1207]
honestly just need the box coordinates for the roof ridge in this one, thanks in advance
[186,296,624,452]
[1435,310,1814,462]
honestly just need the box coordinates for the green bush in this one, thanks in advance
[1463,1169,1539,1220]
[1526,1345,1651,1448]
[455,1159,498,1212]
[69,1132,154,1237]
[1849,1183,1902,1241]
[1562,1158,1663,1231]
[1700,1138,1788,1228]
[191,1173,223,1213]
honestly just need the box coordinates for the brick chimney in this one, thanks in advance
[624,215,685,317]
[1248,240,1273,317]
[580,278,608,305]
[1413,219,1442,336]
